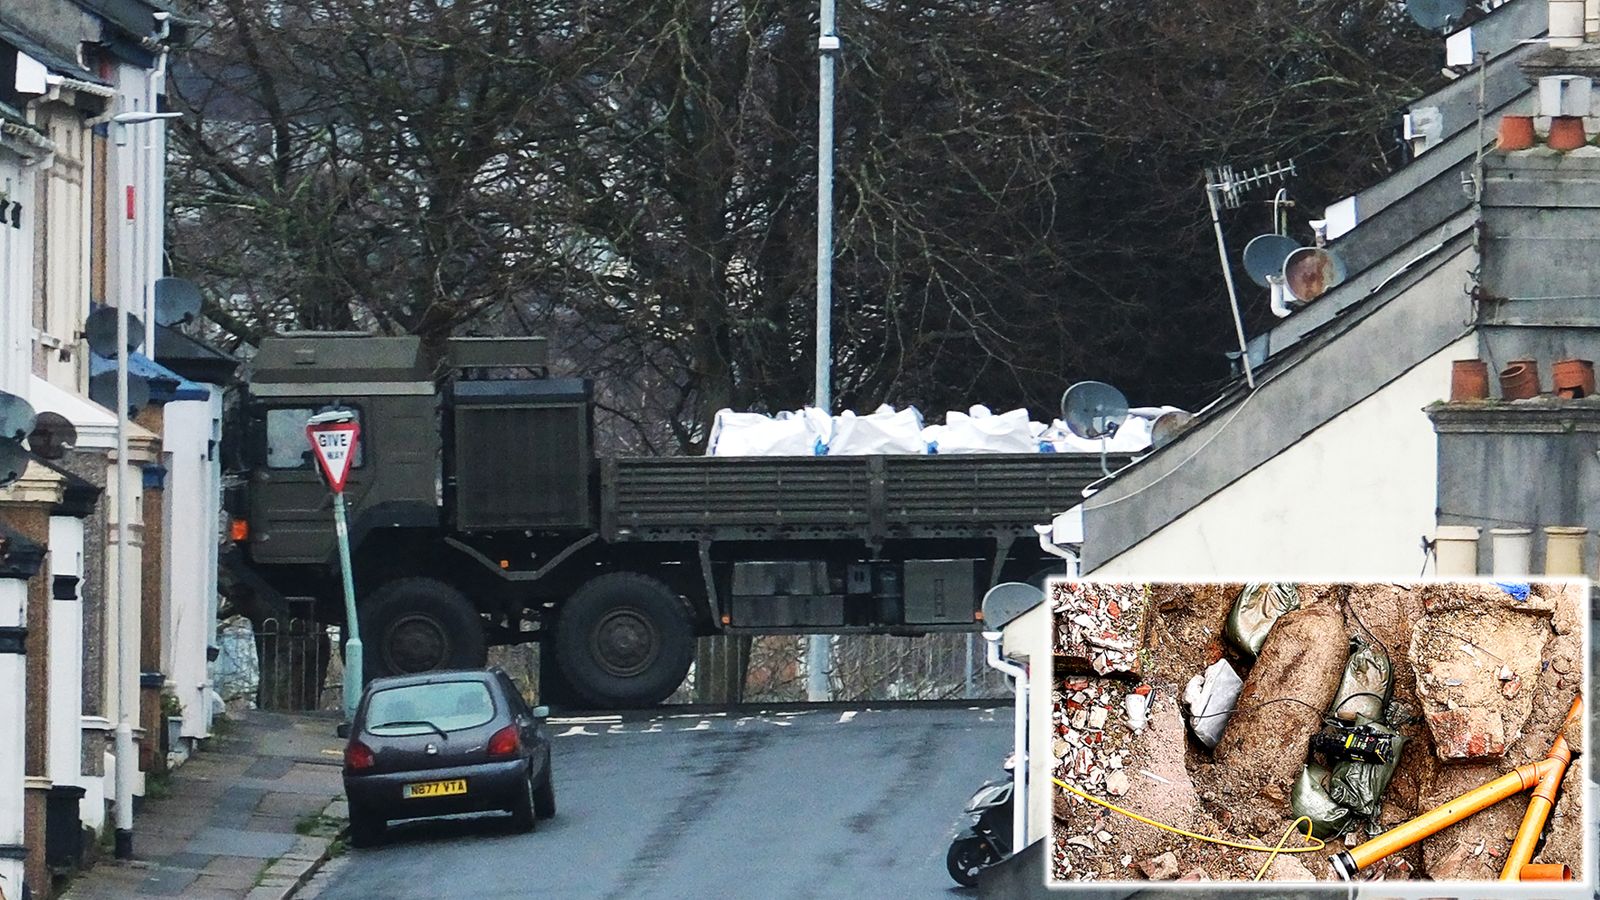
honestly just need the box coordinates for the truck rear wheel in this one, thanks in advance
[555,573,693,708]
[361,577,488,678]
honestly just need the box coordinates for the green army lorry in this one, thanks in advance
[223,333,1122,708]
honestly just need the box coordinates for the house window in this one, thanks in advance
[265,407,364,469]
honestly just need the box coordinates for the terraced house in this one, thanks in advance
[0,3,230,897]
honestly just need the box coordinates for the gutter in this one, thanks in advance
[0,119,55,157]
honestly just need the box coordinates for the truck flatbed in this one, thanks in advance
[601,453,1130,541]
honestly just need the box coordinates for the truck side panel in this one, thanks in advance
[601,453,1130,542]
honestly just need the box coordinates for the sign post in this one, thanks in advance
[306,408,363,720]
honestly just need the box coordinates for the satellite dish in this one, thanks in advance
[1061,381,1129,441]
[0,391,37,444]
[981,582,1045,631]
[0,442,29,489]
[1283,247,1347,304]
[1405,0,1467,31]
[84,306,144,357]
[89,371,151,416]
[153,277,202,326]
[28,412,77,460]
[1150,410,1196,450]
[1243,234,1300,288]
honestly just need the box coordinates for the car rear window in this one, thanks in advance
[365,681,496,736]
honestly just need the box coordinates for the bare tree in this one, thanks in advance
[170,0,1437,449]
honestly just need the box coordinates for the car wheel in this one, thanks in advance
[533,766,556,820]
[348,803,386,848]
[946,836,995,888]
[361,577,488,678]
[554,573,693,709]
[509,770,537,833]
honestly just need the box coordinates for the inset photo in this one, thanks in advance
[1046,579,1590,887]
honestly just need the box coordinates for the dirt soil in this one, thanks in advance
[1051,580,1588,885]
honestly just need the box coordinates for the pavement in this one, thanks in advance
[63,710,347,900]
[301,702,1009,900]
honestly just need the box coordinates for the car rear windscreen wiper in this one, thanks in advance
[371,719,448,740]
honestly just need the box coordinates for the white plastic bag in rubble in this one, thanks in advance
[1184,657,1243,748]
[705,407,831,456]
[923,405,1039,454]
[827,405,928,455]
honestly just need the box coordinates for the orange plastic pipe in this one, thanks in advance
[1332,758,1558,876]
[1518,863,1572,881]
[1501,694,1583,880]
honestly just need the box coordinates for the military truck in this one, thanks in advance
[223,333,1124,708]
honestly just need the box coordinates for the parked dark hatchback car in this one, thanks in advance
[341,668,555,845]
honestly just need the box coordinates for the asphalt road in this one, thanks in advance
[310,703,1010,900]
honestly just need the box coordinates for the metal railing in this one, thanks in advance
[215,615,341,711]
[219,616,1008,711]
[493,632,1011,706]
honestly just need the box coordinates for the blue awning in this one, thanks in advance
[90,350,211,404]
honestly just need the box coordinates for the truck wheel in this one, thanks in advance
[555,573,693,708]
[362,577,488,677]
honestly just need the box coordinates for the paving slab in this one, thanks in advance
[63,709,346,900]
[186,828,298,860]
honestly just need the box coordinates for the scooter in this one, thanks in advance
[946,757,1015,887]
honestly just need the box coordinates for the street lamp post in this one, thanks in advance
[108,108,180,860]
[809,0,841,703]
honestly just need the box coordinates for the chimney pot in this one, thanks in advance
[1539,75,1592,118]
[1550,0,1586,47]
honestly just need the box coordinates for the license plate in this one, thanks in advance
[403,778,466,799]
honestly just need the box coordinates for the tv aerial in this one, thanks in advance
[1204,159,1296,390]
[90,371,151,417]
[84,306,145,357]
[153,277,203,326]
[28,412,77,460]
[980,582,1046,633]
[1243,234,1299,288]
[1062,380,1130,478]
[1150,410,1196,450]
[0,391,36,444]
[0,442,28,489]
[1284,246,1348,305]
[1404,0,1468,31]
[0,390,35,489]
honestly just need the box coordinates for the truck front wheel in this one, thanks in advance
[555,573,693,708]
[361,577,488,678]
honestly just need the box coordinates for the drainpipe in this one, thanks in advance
[984,632,1028,848]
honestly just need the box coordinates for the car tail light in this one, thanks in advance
[344,740,375,771]
[486,725,520,759]
[229,518,250,542]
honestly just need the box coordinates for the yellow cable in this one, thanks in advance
[1054,777,1326,864]
[1253,816,1317,881]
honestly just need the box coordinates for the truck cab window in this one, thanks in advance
[266,407,364,469]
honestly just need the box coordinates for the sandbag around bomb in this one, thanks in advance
[1290,764,1355,838]
[1225,583,1300,660]
[1328,637,1392,723]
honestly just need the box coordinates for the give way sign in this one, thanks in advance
[306,417,361,493]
